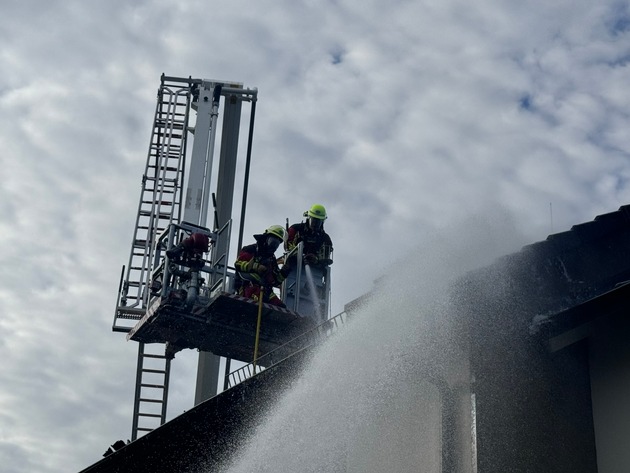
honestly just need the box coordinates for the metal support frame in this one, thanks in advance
[281,242,333,325]
[149,221,226,303]
[113,74,258,438]
[195,85,246,405]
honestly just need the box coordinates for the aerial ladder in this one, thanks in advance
[111,75,333,441]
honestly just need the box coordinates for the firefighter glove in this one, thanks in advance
[252,262,268,274]
[304,253,318,265]
[285,252,297,267]
[280,263,292,278]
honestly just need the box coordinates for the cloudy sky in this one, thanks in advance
[2,0,630,471]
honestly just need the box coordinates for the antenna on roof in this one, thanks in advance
[549,202,554,234]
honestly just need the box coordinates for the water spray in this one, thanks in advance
[303,264,323,323]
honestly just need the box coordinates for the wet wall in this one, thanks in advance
[454,205,630,472]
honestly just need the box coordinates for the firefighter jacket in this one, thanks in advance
[287,222,333,266]
[234,243,289,289]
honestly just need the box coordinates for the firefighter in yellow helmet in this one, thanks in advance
[287,204,333,266]
[234,225,293,307]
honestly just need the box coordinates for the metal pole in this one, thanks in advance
[237,98,257,253]
[195,88,243,405]
[252,290,265,375]
[200,85,222,228]
[225,95,257,390]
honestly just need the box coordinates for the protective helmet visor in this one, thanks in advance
[265,235,282,252]
[308,217,323,230]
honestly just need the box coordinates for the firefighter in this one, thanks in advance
[287,204,333,267]
[234,225,293,307]
[165,232,210,269]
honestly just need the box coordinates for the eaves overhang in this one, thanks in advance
[531,280,630,353]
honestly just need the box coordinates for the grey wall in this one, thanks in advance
[589,314,630,473]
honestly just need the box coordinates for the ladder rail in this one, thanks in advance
[226,310,349,390]
[131,342,172,441]
[140,85,190,308]
[121,93,164,311]
[113,81,191,332]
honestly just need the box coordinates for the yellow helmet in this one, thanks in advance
[306,204,327,220]
[264,224,286,241]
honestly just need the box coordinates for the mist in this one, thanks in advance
[218,206,528,473]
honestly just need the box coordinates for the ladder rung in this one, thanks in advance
[155,122,184,130]
[156,132,183,139]
[147,166,180,173]
[157,106,187,113]
[156,108,187,115]
[139,210,173,219]
[156,112,186,119]
[142,190,177,198]
[147,158,182,166]
[142,176,179,184]
[142,353,167,360]
[157,114,186,121]
[158,110,187,116]
[138,413,162,419]
[155,126,185,133]
[141,200,174,206]
[142,368,167,374]
[133,226,167,234]
[155,119,185,126]
[139,398,165,404]
[140,383,166,389]
[149,146,183,155]
[146,188,176,194]
[144,186,178,194]
[149,147,183,155]
[148,153,183,161]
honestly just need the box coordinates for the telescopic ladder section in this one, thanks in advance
[113,78,193,440]
[131,343,172,440]
[113,80,191,329]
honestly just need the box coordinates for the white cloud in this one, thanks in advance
[1,1,630,471]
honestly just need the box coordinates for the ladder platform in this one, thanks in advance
[127,292,317,363]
